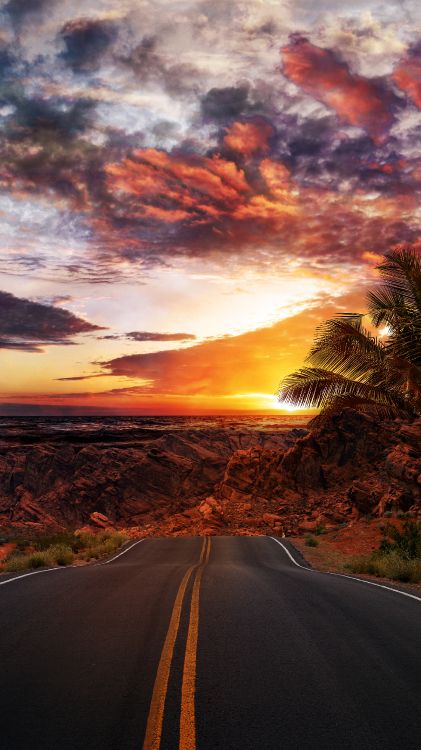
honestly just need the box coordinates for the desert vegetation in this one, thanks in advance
[277,246,421,421]
[1,529,128,573]
[347,521,421,584]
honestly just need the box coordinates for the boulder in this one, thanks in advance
[90,511,113,529]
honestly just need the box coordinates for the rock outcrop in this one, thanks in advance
[215,410,421,534]
[0,427,304,529]
[1,411,419,536]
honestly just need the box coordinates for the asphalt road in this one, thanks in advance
[0,536,420,750]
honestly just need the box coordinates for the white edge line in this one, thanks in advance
[96,538,145,565]
[0,566,65,587]
[269,537,421,604]
[0,538,145,586]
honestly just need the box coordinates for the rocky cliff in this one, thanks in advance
[213,410,421,535]
[0,427,304,529]
[1,411,419,536]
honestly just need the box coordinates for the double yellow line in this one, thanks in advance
[142,537,211,750]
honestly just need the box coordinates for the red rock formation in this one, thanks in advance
[215,410,421,534]
[0,428,301,530]
[1,411,419,536]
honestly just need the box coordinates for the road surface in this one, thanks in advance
[0,536,420,750]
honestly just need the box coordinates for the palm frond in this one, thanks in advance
[276,246,421,422]
[375,246,421,314]
[306,314,386,382]
[277,367,408,412]
[385,356,421,398]
[367,287,410,328]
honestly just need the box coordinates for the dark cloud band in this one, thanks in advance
[0,290,105,352]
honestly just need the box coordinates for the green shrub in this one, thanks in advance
[304,535,319,547]
[314,525,325,536]
[4,555,29,573]
[5,550,54,571]
[35,531,85,553]
[379,520,421,559]
[348,551,421,583]
[348,522,421,584]
[47,544,74,566]
[3,530,127,572]
[80,533,126,561]
[26,551,54,569]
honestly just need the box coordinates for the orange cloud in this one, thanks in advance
[281,36,398,142]
[361,250,384,265]
[223,119,274,157]
[105,147,251,226]
[393,45,421,108]
[104,144,300,236]
[0,289,355,412]
[7,288,368,415]
[100,132,418,271]
[96,289,367,401]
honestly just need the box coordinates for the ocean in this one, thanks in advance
[0,414,310,441]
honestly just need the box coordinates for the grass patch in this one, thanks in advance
[79,532,127,561]
[4,549,54,572]
[2,530,127,573]
[304,535,319,547]
[347,552,421,583]
[347,521,421,584]
[47,544,74,566]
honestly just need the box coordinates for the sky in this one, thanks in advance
[0,0,420,415]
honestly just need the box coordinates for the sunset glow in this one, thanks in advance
[0,1,420,415]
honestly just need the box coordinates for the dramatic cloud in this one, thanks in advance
[3,0,53,26]
[223,119,274,157]
[0,290,104,351]
[393,43,421,108]
[0,5,418,283]
[281,35,400,142]
[102,135,300,242]
[12,97,94,137]
[96,291,367,398]
[0,95,99,207]
[59,18,118,72]
[98,331,196,342]
[201,85,259,120]
[0,1,420,412]
[100,136,418,270]
[121,35,200,96]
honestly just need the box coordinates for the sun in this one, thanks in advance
[276,399,299,412]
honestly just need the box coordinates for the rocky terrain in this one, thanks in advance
[0,410,419,536]
[211,409,421,535]
[0,425,304,531]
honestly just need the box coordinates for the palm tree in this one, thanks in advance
[277,246,421,422]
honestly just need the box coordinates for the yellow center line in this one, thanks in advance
[199,536,208,565]
[142,538,207,750]
[179,537,211,750]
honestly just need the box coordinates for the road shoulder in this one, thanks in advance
[289,536,421,597]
